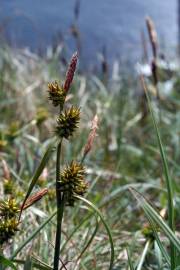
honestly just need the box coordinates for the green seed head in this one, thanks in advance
[0,218,19,245]
[142,223,157,240]
[3,179,14,195]
[0,198,20,218]
[55,106,80,139]
[48,81,66,107]
[60,161,88,206]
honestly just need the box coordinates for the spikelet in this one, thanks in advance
[55,106,80,139]
[60,161,88,206]
[146,16,158,58]
[63,52,78,92]
[83,114,98,158]
[0,198,20,245]
[48,81,66,107]
[22,188,48,210]
[0,198,20,218]
[2,159,10,180]
[0,218,19,245]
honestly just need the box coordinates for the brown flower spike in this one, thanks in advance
[2,159,10,180]
[146,16,158,59]
[22,188,48,210]
[63,52,78,92]
[84,114,98,158]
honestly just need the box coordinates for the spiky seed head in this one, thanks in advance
[0,198,20,245]
[63,52,78,92]
[55,106,80,139]
[60,161,88,206]
[48,81,66,107]
[0,218,19,245]
[0,198,20,218]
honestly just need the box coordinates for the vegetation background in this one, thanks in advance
[0,1,180,269]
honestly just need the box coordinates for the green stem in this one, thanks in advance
[0,247,3,270]
[136,240,151,270]
[142,77,176,269]
[53,140,65,270]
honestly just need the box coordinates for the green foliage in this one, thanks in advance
[0,43,179,269]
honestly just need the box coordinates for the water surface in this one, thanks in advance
[0,0,177,65]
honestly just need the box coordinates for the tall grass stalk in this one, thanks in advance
[52,53,79,269]
[140,75,176,269]
[53,140,64,270]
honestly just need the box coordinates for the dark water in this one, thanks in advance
[0,0,177,66]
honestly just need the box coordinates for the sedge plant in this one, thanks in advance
[48,52,114,270]
[1,52,114,270]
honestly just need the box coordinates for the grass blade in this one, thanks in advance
[141,76,176,268]
[11,211,57,260]
[126,248,135,270]
[76,216,99,263]
[130,188,180,252]
[0,255,17,270]
[61,213,92,252]
[13,260,52,270]
[146,215,170,266]
[19,140,56,219]
[136,240,151,270]
[75,195,115,270]
[24,256,32,270]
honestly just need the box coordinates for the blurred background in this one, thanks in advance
[0,0,177,70]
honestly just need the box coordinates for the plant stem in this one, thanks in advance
[53,139,65,270]
[53,196,65,270]
[0,247,3,270]
[140,76,176,269]
[136,240,151,270]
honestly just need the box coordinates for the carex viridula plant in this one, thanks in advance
[48,52,89,270]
